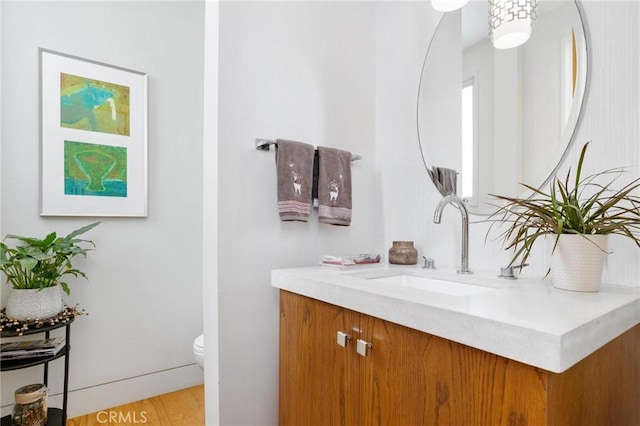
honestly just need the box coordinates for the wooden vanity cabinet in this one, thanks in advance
[279,289,359,425]
[279,290,640,426]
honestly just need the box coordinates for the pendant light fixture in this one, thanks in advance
[431,0,471,13]
[489,0,537,49]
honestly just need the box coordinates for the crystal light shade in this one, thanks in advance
[489,0,537,49]
[431,0,471,12]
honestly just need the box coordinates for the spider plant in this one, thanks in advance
[488,142,640,270]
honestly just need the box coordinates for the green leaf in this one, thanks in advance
[0,222,100,295]
[17,257,38,271]
[65,222,101,240]
[60,282,70,296]
[575,141,590,199]
[485,141,640,271]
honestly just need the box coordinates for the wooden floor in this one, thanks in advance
[67,384,204,426]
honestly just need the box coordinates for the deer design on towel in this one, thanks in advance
[292,171,303,195]
[329,180,340,205]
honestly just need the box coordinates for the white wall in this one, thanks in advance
[376,2,443,254]
[202,1,220,425]
[217,2,381,424]
[375,0,639,284]
[0,1,205,418]
[572,0,640,287]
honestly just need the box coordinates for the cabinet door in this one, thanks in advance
[279,291,359,426]
[359,313,432,425]
[360,314,548,426]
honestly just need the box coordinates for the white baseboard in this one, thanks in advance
[1,363,204,420]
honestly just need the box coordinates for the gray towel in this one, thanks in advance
[429,166,457,196]
[275,139,315,221]
[317,146,352,226]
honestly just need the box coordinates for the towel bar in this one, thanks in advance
[255,138,362,162]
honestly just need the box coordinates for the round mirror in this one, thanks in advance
[417,0,589,215]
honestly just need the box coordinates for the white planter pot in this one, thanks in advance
[5,286,64,320]
[551,234,608,292]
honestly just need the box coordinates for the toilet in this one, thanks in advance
[193,334,204,370]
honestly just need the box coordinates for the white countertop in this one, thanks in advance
[271,264,640,373]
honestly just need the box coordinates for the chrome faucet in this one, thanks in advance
[498,263,529,279]
[433,195,473,274]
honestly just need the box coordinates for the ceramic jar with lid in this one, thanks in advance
[388,241,418,265]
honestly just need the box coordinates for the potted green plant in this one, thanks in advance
[1,222,100,320]
[489,142,640,292]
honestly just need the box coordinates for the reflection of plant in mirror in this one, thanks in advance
[488,142,640,269]
[0,222,100,296]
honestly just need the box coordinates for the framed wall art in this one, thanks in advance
[40,48,148,217]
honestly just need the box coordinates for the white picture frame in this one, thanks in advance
[40,48,148,217]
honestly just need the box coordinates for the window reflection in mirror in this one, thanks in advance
[461,80,475,203]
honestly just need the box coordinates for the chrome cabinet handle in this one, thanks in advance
[337,331,351,347]
[356,339,372,357]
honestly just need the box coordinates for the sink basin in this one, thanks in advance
[368,274,494,296]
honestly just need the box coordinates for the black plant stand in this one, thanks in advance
[1,316,74,426]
